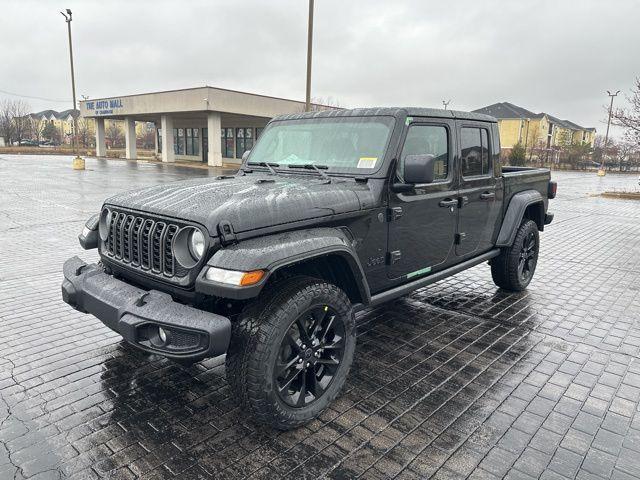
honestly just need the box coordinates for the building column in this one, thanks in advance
[153,122,159,156]
[161,115,175,163]
[207,112,222,167]
[124,118,137,160]
[95,118,106,157]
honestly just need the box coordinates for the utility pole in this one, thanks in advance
[599,89,620,176]
[61,8,84,169]
[442,99,451,110]
[305,0,314,112]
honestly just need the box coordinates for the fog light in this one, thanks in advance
[158,326,167,343]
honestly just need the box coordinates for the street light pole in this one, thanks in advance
[599,89,620,176]
[442,99,451,110]
[305,0,314,112]
[61,8,84,169]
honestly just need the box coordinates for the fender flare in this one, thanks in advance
[496,190,545,247]
[195,227,371,302]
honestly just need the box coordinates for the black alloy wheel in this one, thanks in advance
[518,230,537,282]
[275,305,345,407]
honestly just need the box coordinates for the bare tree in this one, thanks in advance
[299,96,343,113]
[612,77,640,147]
[10,100,31,144]
[77,117,93,148]
[29,115,46,143]
[0,99,31,145]
[0,99,16,145]
[106,121,124,148]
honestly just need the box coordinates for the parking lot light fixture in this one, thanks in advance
[599,89,620,177]
[61,8,84,170]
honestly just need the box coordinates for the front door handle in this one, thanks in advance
[439,198,458,208]
[480,192,495,200]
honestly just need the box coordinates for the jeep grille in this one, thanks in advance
[103,210,186,279]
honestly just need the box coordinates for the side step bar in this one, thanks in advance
[366,248,501,308]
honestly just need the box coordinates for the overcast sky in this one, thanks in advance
[1,0,638,137]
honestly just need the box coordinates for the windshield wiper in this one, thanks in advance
[247,161,279,175]
[288,163,331,182]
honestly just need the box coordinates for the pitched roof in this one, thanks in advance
[29,109,79,120]
[472,102,543,120]
[474,102,595,133]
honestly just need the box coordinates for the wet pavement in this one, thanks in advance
[1,154,639,480]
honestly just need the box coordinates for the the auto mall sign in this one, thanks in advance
[84,98,124,116]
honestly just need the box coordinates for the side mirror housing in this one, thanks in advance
[242,150,251,162]
[403,154,436,184]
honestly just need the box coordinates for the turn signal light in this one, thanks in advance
[205,267,265,286]
[240,270,265,286]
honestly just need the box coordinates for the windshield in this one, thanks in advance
[247,116,395,171]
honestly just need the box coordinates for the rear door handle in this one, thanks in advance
[439,198,458,208]
[480,192,495,200]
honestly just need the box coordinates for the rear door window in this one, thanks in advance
[461,127,491,177]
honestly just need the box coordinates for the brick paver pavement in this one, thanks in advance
[1,155,639,479]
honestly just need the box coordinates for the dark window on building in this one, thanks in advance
[398,125,448,182]
[460,127,491,177]
[221,128,234,158]
[193,128,199,155]
[244,128,253,153]
[235,128,253,158]
[185,128,199,156]
[256,127,264,139]
[173,128,185,155]
[157,128,162,153]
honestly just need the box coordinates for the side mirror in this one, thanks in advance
[403,154,436,184]
[242,150,251,161]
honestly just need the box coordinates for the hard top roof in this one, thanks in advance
[273,107,496,123]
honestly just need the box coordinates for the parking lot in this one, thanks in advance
[1,154,639,480]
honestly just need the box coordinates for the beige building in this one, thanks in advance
[79,86,336,166]
[473,102,596,151]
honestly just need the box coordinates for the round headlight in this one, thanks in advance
[99,208,111,242]
[188,229,205,260]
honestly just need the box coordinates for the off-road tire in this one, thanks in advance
[225,276,356,430]
[491,219,539,291]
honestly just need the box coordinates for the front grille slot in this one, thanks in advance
[103,210,185,278]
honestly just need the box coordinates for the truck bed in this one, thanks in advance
[501,166,551,212]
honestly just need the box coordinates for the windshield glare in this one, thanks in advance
[247,116,395,171]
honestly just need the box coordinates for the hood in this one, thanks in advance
[104,173,372,235]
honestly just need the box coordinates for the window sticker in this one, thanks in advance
[357,157,377,169]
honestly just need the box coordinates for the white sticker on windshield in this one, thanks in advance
[357,157,377,169]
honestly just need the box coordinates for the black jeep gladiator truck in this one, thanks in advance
[62,108,556,429]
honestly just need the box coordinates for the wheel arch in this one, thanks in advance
[195,227,371,305]
[496,190,545,247]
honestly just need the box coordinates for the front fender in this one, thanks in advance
[195,228,370,302]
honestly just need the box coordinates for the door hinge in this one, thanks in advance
[387,206,403,222]
[455,233,466,244]
[387,250,402,265]
[217,220,238,246]
[458,196,469,208]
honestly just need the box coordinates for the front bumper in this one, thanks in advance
[61,256,231,362]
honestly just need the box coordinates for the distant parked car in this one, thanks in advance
[19,139,39,147]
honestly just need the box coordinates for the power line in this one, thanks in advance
[0,88,71,103]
